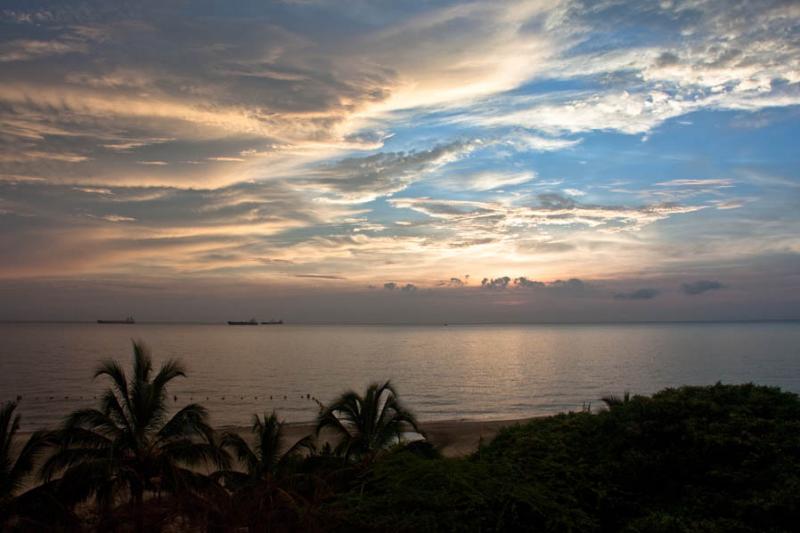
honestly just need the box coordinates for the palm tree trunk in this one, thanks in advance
[133,486,145,533]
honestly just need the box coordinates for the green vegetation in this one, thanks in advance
[340,384,800,532]
[2,340,799,531]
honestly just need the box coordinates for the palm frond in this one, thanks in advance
[131,340,154,384]
[93,358,135,422]
[152,358,187,392]
[221,432,260,476]
[278,435,315,468]
[1,401,19,452]
[316,381,422,461]
[40,446,110,482]
[160,438,229,470]
[158,403,211,440]
[7,430,51,495]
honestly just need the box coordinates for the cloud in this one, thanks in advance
[0,0,796,308]
[304,140,479,203]
[657,179,734,187]
[95,214,136,223]
[548,278,586,293]
[483,276,588,293]
[294,274,345,280]
[502,133,581,152]
[455,171,536,191]
[614,288,661,300]
[481,276,511,290]
[383,281,417,292]
[389,193,704,235]
[469,0,800,137]
[0,38,87,62]
[514,277,545,289]
[682,280,726,295]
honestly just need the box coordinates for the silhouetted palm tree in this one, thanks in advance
[220,411,313,485]
[215,411,313,530]
[0,401,50,527]
[41,341,228,532]
[316,380,422,461]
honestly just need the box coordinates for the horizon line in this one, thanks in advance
[1,318,798,326]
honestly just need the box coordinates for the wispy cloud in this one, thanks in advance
[682,280,726,296]
[0,0,797,321]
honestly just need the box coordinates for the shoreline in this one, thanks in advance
[15,416,538,458]
[220,416,539,457]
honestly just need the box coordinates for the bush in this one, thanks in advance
[334,384,800,532]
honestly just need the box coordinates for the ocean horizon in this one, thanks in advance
[3,321,799,430]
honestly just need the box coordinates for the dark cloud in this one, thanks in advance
[548,279,586,292]
[537,193,577,209]
[514,277,545,289]
[383,281,416,292]
[682,280,725,295]
[307,140,476,203]
[481,276,511,290]
[614,288,660,300]
[482,276,587,293]
[294,274,345,280]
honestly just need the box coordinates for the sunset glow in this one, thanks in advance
[1,0,798,322]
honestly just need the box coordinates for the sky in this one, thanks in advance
[0,0,799,323]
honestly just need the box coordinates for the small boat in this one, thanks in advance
[227,318,259,325]
[98,316,135,324]
[261,319,284,325]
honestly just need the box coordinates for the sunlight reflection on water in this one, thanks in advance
[1,322,799,429]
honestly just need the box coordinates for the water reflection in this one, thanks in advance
[0,322,798,429]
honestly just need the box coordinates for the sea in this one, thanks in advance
[1,322,799,430]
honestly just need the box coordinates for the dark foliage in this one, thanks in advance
[316,380,422,462]
[40,341,229,532]
[336,383,800,532]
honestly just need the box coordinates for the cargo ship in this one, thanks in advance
[261,319,284,325]
[227,318,259,325]
[97,316,135,324]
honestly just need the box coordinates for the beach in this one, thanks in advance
[221,416,536,458]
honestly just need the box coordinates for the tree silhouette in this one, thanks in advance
[41,341,228,532]
[316,381,422,461]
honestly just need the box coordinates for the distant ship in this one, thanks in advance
[227,318,284,325]
[227,318,259,326]
[97,316,135,324]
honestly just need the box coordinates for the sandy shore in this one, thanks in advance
[14,417,537,459]
[10,417,535,493]
[221,416,537,458]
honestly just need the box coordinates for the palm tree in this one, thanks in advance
[41,340,228,532]
[220,411,312,485]
[316,380,422,461]
[0,401,50,527]
[215,411,314,530]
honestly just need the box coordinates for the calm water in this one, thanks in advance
[1,322,799,429]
